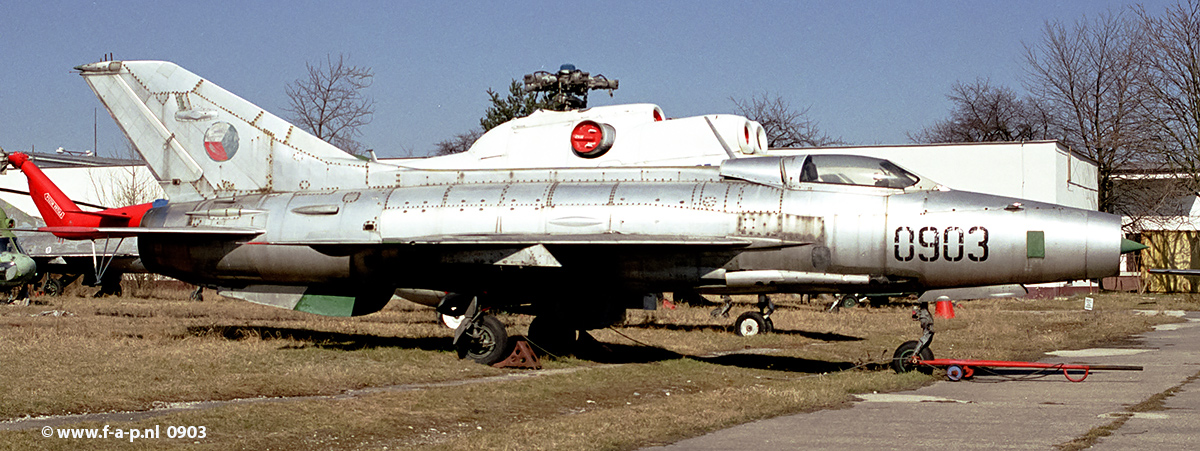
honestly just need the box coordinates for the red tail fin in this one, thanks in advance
[7,152,151,239]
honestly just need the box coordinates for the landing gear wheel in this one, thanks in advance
[946,365,965,381]
[839,294,859,308]
[891,340,934,374]
[457,315,510,365]
[527,315,578,357]
[438,312,464,329]
[42,277,63,297]
[735,312,772,336]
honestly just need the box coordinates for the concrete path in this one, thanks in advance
[646,311,1200,450]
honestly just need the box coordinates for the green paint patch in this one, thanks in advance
[1027,230,1045,258]
[293,292,362,317]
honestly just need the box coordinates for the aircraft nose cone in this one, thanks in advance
[1121,238,1148,254]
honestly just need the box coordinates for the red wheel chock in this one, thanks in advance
[492,338,542,370]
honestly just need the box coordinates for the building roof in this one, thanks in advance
[12,151,144,168]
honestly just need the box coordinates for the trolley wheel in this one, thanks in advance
[734,311,772,336]
[946,365,965,381]
[891,340,934,374]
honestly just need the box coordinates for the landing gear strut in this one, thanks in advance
[93,272,123,297]
[892,301,936,374]
[710,294,733,318]
[891,340,934,374]
[734,294,776,336]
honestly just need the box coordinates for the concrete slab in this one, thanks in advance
[1045,348,1151,357]
[643,312,1200,450]
[1093,382,1200,450]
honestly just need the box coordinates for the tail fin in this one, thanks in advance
[8,152,86,227]
[7,152,150,239]
[76,61,393,201]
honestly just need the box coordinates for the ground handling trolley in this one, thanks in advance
[915,358,1143,382]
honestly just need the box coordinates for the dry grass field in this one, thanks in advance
[0,284,1192,450]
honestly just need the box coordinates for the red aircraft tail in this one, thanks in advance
[6,152,152,240]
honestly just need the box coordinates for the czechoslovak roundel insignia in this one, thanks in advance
[203,122,239,162]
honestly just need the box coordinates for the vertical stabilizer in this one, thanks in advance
[76,61,393,201]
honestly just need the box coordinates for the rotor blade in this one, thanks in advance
[0,187,110,210]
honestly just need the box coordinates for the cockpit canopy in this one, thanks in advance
[719,154,931,191]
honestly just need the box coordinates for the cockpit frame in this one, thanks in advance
[720,155,940,192]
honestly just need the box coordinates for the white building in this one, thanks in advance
[0,153,161,224]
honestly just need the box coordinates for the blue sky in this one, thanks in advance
[0,1,1178,158]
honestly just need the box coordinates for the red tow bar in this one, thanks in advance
[916,358,1143,382]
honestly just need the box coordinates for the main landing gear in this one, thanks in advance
[457,314,509,365]
[440,294,511,365]
[702,293,778,337]
[733,294,776,337]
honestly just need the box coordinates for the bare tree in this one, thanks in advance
[434,128,484,156]
[1137,1,1200,194]
[731,93,842,148]
[909,79,1053,143]
[284,54,375,155]
[88,142,161,208]
[1024,10,1152,214]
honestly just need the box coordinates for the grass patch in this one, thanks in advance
[0,290,1189,450]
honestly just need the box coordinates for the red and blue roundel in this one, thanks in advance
[203,122,239,162]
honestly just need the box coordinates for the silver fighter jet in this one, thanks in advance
[70,61,1136,365]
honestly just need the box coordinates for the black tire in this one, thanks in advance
[527,315,578,357]
[735,312,772,336]
[42,277,63,297]
[839,294,859,309]
[891,340,934,374]
[459,315,510,365]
